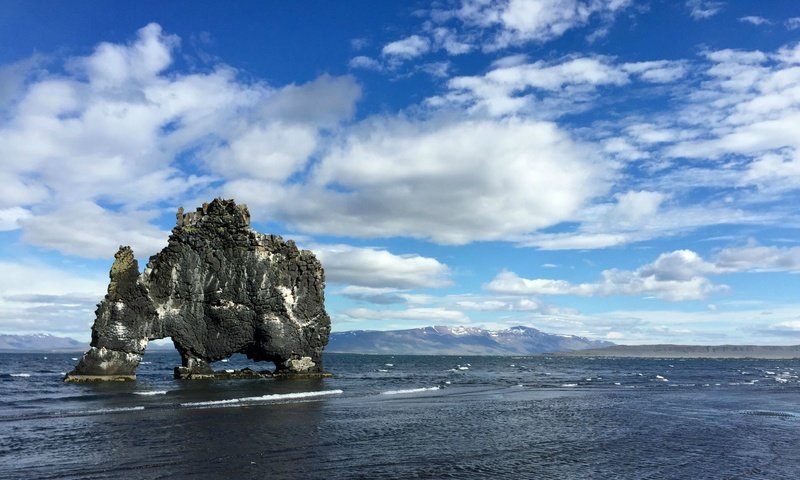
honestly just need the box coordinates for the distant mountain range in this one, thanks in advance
[0,327,611,355]
[326,325,614,355]
[0,334,86,352]
[4,331,798,358]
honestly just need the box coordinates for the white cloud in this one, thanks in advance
[590,305,800,345]
[20,201,169,259]
[686,0,724,20]
[0,55,43,109]
[488,242,800,302]
[234,117,613,244]
[520,188,769,250]
[715,243,800,273]
[739,16,771,26]
[382,35,430,59]
[339,286,433,305]
[259,74,361,128]
[0,260,106,339]
[439,55,686,117]
[430,27,473,55]
[609,190,666,226]
[343,307,470,323]
[787,17,800,30]
[311,244,451,289]
[576,41,800,246]
[349,55,382,70]
[452,0,633,49]
[456,298,543,312]
[0,207,31,231]
[525,232,633,250]
[78,23,178,87]
[666,44,800,160]
[0,23,361,259]
[204,123,318,182]
[621,60,688,83]
[486,249,725,301]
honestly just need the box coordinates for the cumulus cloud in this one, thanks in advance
[311,244,451,289]
[19,201,169,259]
[0,207,32,231]
[230,117,613,244]
[0,23,360,259]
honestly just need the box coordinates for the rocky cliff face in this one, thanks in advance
[66,199,331,381]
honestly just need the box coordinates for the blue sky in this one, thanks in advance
[2,0,800,345]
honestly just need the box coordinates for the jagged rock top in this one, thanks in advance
[176,198,251,230]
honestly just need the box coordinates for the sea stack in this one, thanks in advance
[65,199,331,381]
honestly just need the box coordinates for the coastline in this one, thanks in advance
[554,344,800,359]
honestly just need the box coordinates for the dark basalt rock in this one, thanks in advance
[66,199,331,382]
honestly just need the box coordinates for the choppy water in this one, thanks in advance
[1,352,800,479]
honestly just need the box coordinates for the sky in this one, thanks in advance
[1,0,800,345]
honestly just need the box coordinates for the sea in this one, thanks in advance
[1,352,799,479]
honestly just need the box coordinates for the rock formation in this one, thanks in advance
[65,199,331,381]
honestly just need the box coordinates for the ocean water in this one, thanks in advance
[1,352,799,479]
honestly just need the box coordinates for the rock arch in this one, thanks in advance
[65,199,330,381]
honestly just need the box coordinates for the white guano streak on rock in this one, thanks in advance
[113,323,128,338]
[277,285,309,327]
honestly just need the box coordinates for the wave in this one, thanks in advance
[10,373,31,377]
[381,386,440,395]
[180,389,343,407]
[133,390,168,396]
[80,406,145,415]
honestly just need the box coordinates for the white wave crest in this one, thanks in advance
[10,373,31,377]
[81,406,146,415]
[180,389,343,407]
[381,386,440,395]
[133,390,168,396]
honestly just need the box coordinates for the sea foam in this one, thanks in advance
[180,389,343,407]
[79,406,146,415]
[381,386,440,395]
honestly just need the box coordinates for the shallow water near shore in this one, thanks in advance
[2,351,800,479]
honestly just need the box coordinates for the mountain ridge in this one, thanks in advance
[326,325,614,355]
[0,334,86,352]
